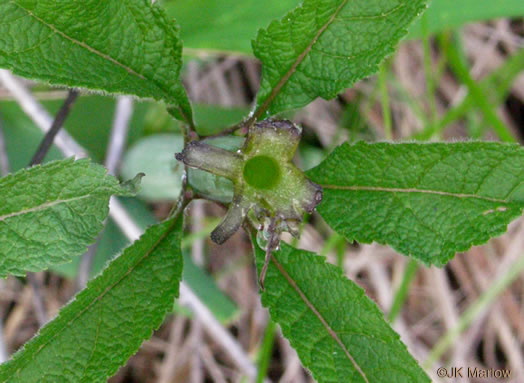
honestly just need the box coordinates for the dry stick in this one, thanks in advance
[77,96,133,290]
[2,70,260,381]
[178,283,259,381]
[76,242,98,291]
[25,274,47,326]
[105,96,133,175]
[0,70,86,158]
[157,316,187,383]
[200,345,228,383]
[29,90,79,166]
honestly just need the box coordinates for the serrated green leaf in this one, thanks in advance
[0,158,137,277]
[0,218,183,382]
[51,197,240,325]
[307,142,524,266]
[252,0,428,118]
[254,241,430,383]
[0,0,193,124]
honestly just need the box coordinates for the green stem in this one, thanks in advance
[388,259,419,323]
[424,254,524,368]
[256,320,277,383]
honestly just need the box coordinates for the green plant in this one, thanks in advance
[0,0,523,382]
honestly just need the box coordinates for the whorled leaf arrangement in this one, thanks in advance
[0,0,523,382]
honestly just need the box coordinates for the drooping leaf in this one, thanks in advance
[0,0,192,124]
[408,0,524,38]
[0,158,139,277]
[307,142,524,266]
[254,241,430,383]
[0,218,183,382]
[252,0,428,118]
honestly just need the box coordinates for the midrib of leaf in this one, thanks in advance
[11,1,144,79]
[9,218,179,377]
[270,254,369,383]
[10,0,192,124]
[319,184,514,204]
[0,195,91,222]
[252,1,406,121]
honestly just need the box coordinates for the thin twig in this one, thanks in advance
[29,90,79,166]
[0,318,6,363]
[157,316,187,383]
[0,70,87,158]
[190,200,205,383]
[76,243,98,291]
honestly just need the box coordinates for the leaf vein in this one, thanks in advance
[10,218,179,378]
[10,0,147,81]
[0,195,92,222]
[253,0,349,120]
[270,254,370,383]
[321,185,510,204]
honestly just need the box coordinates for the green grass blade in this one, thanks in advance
[442,35,516,142]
